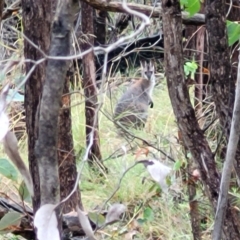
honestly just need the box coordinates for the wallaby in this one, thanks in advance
[113,60,156,131]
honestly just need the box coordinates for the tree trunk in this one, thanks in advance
[94,10,107,46]
[161,0,240,238]
[35,0,76,205]
[22,0,52,212]
[184,25,201,240]
[206,0,240,184]
[0,0,4,25]
[58,74,83,213]
[81,1,103,167]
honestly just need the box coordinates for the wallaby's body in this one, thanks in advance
[114,61,155,130]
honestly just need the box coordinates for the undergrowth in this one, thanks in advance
[0,71,214,239]
[69,75,197,239]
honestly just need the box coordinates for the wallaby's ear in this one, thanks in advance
[140,60,145,70]
[149,60,155,71]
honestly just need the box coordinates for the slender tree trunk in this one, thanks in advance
[81,1,103,167]
[35,0,76,206]
[94,9,107,82]
[162,0,240,238]
[94,10,107,46]
[206,0,240,182]
[183,25,201,240]
[184,26,201,240]
[58,75,83,212]
[0,0,4,25]
[22,0,52,212]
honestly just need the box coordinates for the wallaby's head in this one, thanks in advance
[140,60,155,82]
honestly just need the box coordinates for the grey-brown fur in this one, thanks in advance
[113,61,155,131]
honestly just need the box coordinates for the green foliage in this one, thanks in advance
[180,0,201,16]
[88,212,105,227]
[137,207,155,224]
[18,181,31,202]
[184,60,198,79]
[0,158,18,181]
[143,207,154,222]
[174,160,182,171]
[0,211,23,232]
[227,20,240,46]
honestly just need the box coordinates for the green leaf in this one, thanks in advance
[227,20,240,46]
[0,158,18,181]
[181,0,201,17]
[137,218,146,225]
[148,182,159,192]
[184,65,190,77]
[88,212,105,227]
[166,175,172,187]
[143,207,154,222]
[180,0,188,5]
[18,181,31,202]
[174,160,182,171]
[184,61,198,78]
[0,211,23,231]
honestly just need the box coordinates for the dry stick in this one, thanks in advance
[213,48,240,239]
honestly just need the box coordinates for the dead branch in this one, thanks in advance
[80,0,205,25]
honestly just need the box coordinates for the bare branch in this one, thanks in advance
[80,0,205,25]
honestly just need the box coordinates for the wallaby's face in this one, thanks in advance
[141,61,155,82]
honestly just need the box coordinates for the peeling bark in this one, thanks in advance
[162,0,240,238]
